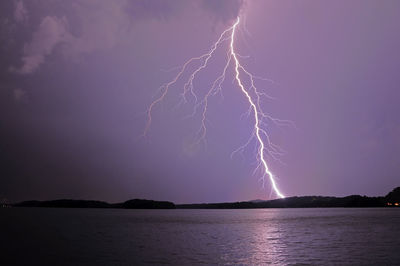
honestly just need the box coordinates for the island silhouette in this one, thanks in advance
[8,187,400,209]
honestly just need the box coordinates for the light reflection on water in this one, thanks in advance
[1,208,399,265]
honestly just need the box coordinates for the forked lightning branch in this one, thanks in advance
[144,17,293,199]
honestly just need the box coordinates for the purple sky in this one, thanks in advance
[1,0,399,203]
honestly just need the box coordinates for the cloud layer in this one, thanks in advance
[11,0,244,74]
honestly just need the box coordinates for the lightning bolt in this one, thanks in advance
[144,17,290,199]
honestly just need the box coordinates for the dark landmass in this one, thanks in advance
[177,187,400,209]
[112,199,176,209]
[385,187,400,205]
[13,199,110,208]
[13,199,175,209]
[8,187,399,209]
[177,195,385,209]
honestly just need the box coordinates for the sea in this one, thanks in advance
[1,208,399,265]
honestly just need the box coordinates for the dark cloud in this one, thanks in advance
[8,0,245,74]
[201,0,244,23]
[14,0,28,23]
[10,16,70,74]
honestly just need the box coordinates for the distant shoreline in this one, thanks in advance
[2,187,399,209]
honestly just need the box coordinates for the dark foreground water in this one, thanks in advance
[1,208,399,265]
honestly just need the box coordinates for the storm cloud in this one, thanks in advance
[8,0,244,74]
[1,0,399,203]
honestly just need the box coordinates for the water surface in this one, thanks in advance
[1,208,399,265]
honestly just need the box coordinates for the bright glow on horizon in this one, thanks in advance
[145,16,291,199]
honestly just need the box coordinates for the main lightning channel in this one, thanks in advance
[144,17,286,199]
[230,18,284,198]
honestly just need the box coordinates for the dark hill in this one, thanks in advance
[14,199,176,209]
[385,187,400,203]
[10,187,399,209]
[13,199,109,208]
[178,195,388,209]
[113,199,175,209]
